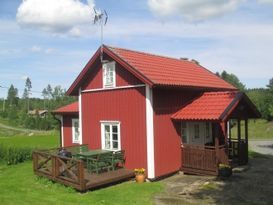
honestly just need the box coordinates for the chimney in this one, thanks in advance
[191,59,199,65]
[180,57,188,61]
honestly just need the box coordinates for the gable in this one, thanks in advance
[67,45,237,96]
[81,54,144,91]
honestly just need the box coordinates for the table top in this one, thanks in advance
[76,149,112,157]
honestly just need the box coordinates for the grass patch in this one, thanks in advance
[231,119,273,139]
[201,182,217,190]
[0,162,163,205]
[248,149,267,159]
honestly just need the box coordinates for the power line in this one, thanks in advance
[0,84,43,94]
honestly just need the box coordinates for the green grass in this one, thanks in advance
[248,149,267,159]
[0,133,58,149]
[0,162,163,205]
[231,119,273,139]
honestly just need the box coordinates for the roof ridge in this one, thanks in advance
[105,44,190,62]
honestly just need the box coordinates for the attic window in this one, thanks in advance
[103,62,116,88]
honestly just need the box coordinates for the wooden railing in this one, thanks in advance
[181,144,228,175]
[33,150,86,191]
[228,139,248,165]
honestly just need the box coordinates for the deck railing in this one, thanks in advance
[181,144,227,175]
[33,150,86,191]
[228,139,248,165]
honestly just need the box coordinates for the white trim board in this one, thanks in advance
[82,84,145,93]
[78,88,83,144]
[146,85,155,179]
[61,116,64,147]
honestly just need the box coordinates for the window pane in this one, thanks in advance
[105,125,110,133]
[194,124,199,139]
[105,140,110,149]
[113,133,118,140]
[181,122,186,128]
[112,125,118,133]
[113,141,118,149]
[182,135,188,143]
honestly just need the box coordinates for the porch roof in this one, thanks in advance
[172,91,260,121]
[52,101,79,115]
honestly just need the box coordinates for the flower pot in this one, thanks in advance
[218,167,232,178]
[135,174,145,183]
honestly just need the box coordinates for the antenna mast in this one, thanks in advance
[93,8,108,63]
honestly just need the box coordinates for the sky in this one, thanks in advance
[0,0,273,98]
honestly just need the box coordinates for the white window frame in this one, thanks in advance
[101,121,121,151]
[103,62,116,88]
[72,118,80,144]
[181,122,189,145]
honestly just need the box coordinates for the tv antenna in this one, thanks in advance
[93,7,108,63]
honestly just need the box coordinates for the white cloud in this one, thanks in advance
[148,0,245,21]
[30,45,41,52]
[16,0,95,34]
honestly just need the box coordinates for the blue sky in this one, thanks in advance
[0,0,273,98]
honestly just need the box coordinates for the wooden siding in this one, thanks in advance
[63,115,79,147]
[81,87,147,172]
[153,88,201,177]
[82,56,143,90]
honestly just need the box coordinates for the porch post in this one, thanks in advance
[237,119,241,160]
[245,119,249,162]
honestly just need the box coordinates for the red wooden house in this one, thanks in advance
[53,45,260,179]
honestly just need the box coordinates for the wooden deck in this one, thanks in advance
[32,150,135,192]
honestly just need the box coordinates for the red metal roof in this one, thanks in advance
[108,46,236,90]
[53,102,78,114]
[172,91,240,121]
[67,45,236,95]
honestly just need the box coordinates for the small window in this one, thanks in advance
[194,124,200,139]
[101,122,120,151]
[72,119,80,143]
[181,122,188,144]
[103,62,116,88]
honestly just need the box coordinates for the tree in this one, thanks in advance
[7,84,18,106]
[267,77,273,90]
[220,70,245,91]
[46,84,53,99]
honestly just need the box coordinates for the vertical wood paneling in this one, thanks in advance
[82,87,147,171]
[153,88,201,177]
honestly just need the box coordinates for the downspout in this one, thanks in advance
[53,114,63,148]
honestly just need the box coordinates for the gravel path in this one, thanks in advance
[249,140,273,155]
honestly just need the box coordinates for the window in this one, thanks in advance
[101,122,120,151]
[181,122,188,144]
[194,124,200,139]
[205,122,210,139]
[103,62,116,88]
[72,119,80,143]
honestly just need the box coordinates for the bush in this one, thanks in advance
[0,144,33,165]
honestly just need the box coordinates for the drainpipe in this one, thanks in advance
[53,114,63,148]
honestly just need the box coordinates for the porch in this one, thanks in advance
[32,146,135,192]
[172,91,260,175]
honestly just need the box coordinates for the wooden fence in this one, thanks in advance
[181,145,228,175]
[33,150,86,191]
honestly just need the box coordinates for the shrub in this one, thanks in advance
[0,144,33,165]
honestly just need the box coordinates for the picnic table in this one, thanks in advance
[75,149,112,159]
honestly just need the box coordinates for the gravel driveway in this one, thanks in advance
[249,140,273,155]
[154,140,273,205]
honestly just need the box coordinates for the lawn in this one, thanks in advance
[231,119,273,139]
[0,162,163,205]
[0,125,163,205]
